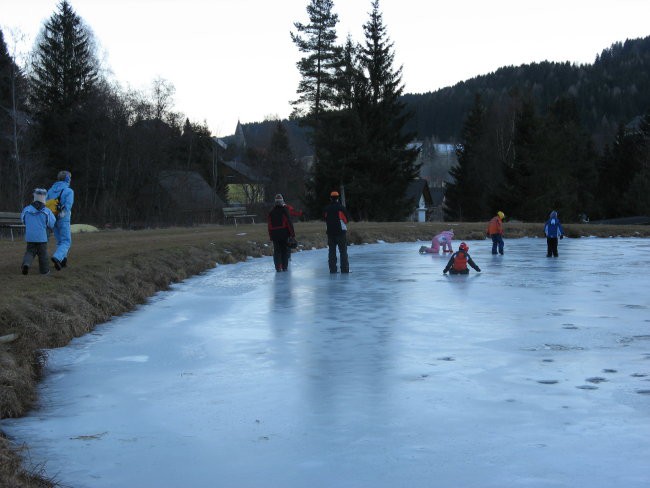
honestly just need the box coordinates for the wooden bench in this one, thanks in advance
[222,206,257,226]
[0,211,25,241]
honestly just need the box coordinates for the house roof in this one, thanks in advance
[158,170,225,211]
[212,137,228,150]
[221,160,267,183]
[405,178,433,206]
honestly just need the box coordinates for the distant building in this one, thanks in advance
[405,178,433,222]
[221,160,267,205]
[137,170,226,226]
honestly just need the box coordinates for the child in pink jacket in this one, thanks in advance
[419,230,454,254]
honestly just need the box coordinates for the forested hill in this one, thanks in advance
[402,36,650,145]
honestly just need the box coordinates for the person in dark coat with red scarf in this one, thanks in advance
[323,191,350,273]
[267,194,295,272]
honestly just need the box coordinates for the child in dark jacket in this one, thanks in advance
[21,188,56,275]
[544,210,564,257]
[267,194,295,272]
[443,242,481,275]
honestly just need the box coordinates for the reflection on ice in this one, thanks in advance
[4,238,650,488]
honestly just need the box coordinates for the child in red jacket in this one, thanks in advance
[443,242,481,275]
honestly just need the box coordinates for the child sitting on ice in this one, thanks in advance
[419,229,454,254]
[443,242,481,275]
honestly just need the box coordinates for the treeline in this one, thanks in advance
[444,94,650,222]
[290,0,419,221]
[0,1,223,226]
[402,36,650,147]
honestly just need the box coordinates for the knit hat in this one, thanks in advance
[33,188,47,203]
[274,194,284,206]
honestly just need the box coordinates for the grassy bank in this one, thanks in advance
[1,220,649,486]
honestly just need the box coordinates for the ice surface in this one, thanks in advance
[4,238,650,488]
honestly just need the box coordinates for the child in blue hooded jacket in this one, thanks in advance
[21,188,56,275]
[47,170,74,270]
[544,210,564,257]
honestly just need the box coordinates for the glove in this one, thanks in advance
[443,269,448,274]
[477,268,481,272]
[560,235,564,240]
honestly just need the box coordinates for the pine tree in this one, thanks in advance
[29,0,100,172]
[0,28,34,209]
[290,0,341,120]
[267,121,298,200]
[494,100,540,220]
[537,97,597,221]
[30,0,98,115]
[444,95,488,221]
[353,0,418,220]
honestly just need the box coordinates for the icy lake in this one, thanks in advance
[4,237,650,488]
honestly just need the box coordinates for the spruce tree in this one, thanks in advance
[290,0,341,120]
[354,0,418,220]
[30,0,98,115]
[29,0,100,172]
[444,95,488,221]
[494,100,540,220]
[267,121,298,200]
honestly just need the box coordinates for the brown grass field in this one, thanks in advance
[1,220,649,487]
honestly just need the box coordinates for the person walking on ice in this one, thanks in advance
[420,229,454,254]
[267,194,296,272]
[487,211,505,255]
[46,170,74,270]
[21,188,56,275]
[324,190,350,274]
[443,242,481,275]
[544,210,564,257]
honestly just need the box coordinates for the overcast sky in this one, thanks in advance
[3,0,649,136]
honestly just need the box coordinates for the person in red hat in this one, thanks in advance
[323,190,350,273]
[443,242,481,275]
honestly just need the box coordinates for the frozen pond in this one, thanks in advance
[4,238,650,488]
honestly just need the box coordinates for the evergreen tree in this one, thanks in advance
[333,35,363,110]
[290,0,341,120]
[597,121,646,218]
[495,100,540,220]
[353,0,418,220]
[29,0,100,174]
[537,97,597,221]
[30,1,98,115]
[267,121,299,201]
[0,28,35,209]
[444,95,489,221]
[0,29,17,207]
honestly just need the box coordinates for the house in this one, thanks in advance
[221,160,267,205]
[405,178,434,222]
[138,170,225,225]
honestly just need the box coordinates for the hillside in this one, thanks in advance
[402,36,650,145]
[235,36,650,153]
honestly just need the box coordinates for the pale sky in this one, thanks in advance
[2,0,649,136]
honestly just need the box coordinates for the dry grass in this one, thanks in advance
[1,220,649,486]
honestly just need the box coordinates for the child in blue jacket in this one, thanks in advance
[21,188,56,275]
[544,210,564,257]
